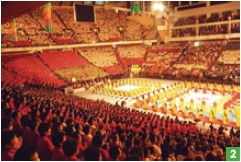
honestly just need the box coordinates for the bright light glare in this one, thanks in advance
[159,3,164,12]
[194,41,199,47]
[153,3,164,12]
[154,3,159,10]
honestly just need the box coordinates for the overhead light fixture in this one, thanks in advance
[194,41,200,47]
[153,3,164,12]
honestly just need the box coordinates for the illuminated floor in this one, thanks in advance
[74,78,239,131]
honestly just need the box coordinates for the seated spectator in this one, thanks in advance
[108,145,122,160]
[62,138,80,161]
[195,155,204,161]
[83,125,93,147]
[13,146,40,161]
[23,119,39,148]
[2,118,14,131]
[92,134,109,160]
[84,146,101,161]
[2,131,23,161]
[176,146,189,161]
[51,132,65,161]
[124,155,142,161]
[129,146,144,160]
[37,123,54,161]
[205,152,218,161]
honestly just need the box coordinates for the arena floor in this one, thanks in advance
[74,78,239,131]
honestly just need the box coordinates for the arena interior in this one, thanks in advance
[1,1,240,161]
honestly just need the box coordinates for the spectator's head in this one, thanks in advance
[184,157,193,161]
[180,146,189,156]
[38,123,51,137]
[28,119,39,131]
[110,132,119,144]
[92,135,103,148]
[52,132,65,148]
[2,131,22,151]
[13,146,40,161]
[2,118,13,131]
[129,146,144,160]
[84,146,101,161]
[205,152,217,161]
[143,146,150,158]
[20,115,29,127]
[124,155,141,161]
[125,139,132,150]
[195,155,204,161]
[11,111,21,120]
[134,138,141,146]
[109,145,121,160]
[53,122,64,133]
[63,138,79,157]
[83,125,90,135]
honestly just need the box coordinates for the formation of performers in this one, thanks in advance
[93,78,162,98]
[134,81,240,127]
[93,79,239,127]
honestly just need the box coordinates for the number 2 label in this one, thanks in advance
[226,147,240,161]
[230,149,236,158]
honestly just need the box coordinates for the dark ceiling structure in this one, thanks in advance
[1,1,47,24]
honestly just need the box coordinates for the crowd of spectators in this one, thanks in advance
[2,39,239,88]
[141,40,240,82]
[38,51,90,70]
[3,55,67,88]
[55,65,108,83]
[163,41,222,79]
[117,44,147,70]
[2,85,240,161]
[77,47,126,76]
[2,5,158,47]
[172,10,240,38]
[174,10,240,27]
[219,41,240,64]
[77,47,118,67]
[205,64,240,81]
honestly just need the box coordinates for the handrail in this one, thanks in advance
[175,2,206,9]
[1,39,157,53]
[168,33,240,42]
[171,20,240,30]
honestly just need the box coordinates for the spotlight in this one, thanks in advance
[194,41,199,47]
[153,3,164,12]
[159,3,164,12]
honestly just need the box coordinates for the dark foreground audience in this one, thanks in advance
[1,85,240,161]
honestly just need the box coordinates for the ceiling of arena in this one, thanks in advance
[1,1,127,25]
[1,1,206,25]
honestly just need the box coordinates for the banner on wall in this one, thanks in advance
[10,19,18,41]
[130,2,142,14]
[43,2,52,32]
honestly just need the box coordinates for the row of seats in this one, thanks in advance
[4,55,67,87]
[77,47,118,67]
[102,64,125,76]
[55,65,108,82]
[174,10,240,27]
[38,51,90,70]
[142,41,240,82]
[1,68,26,86]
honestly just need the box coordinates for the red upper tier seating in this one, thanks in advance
[1,68,27,86]
[54,38,76,45]
[102,64,125,76]
[11,40,31,47]
[4,55,67,87]
[39,51,90,70]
